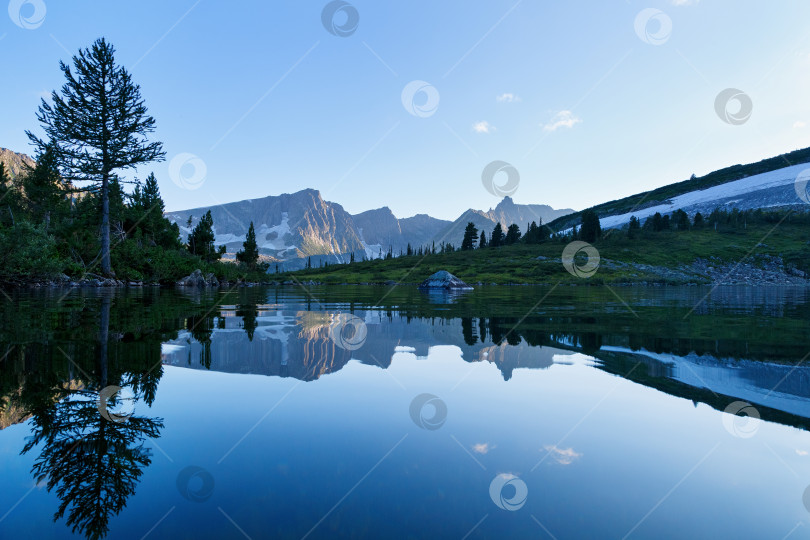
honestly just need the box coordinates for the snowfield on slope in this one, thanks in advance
[599,162,810,229]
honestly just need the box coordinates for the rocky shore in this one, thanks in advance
[6,257,810,290]
[12,269,272,289]
[14,273,157,289]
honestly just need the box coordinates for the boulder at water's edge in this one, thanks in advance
[417,270,473,291]
[176,269,219,287]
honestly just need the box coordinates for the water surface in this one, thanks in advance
[0,285,809,539]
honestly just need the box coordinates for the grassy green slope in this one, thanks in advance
[282,220,810,285]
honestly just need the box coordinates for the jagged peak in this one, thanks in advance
[354,206,396,218]
[491,196,516,212]
[467,208,493,218]
[279,187,323,201]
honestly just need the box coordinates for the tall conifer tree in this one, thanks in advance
[27,38,165,276]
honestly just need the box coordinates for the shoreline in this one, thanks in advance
[5,278,810,290]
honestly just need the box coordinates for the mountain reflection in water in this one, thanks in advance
[0,285,808,539]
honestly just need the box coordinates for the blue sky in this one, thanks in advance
[2,0,810,220]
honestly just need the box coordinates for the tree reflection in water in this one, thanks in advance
[15,294,164,539]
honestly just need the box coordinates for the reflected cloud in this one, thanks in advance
[543,445,582,465]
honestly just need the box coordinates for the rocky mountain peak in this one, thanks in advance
[495,196,516,209]
[0,147,36,181]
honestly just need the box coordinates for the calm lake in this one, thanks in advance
[0,285,809,539]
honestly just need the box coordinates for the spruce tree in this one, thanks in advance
[674,209,690,231]
[651,212,664,232]
[579,210,602,243]
[524,221,536,243]
[27,38,165,276]
[479,230,487,248]
[505,223,521,245]
[130,173,179,248]
[236,221,260,268]
[490,223,505,247]
[20,143,69,229]
[524,221,548,244]
[188,210,224,262]
[628,215,641,239]
[461,222,478,250]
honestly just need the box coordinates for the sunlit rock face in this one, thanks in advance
[165,189,366,261]
[0,147,36,182]
[164,190,572,265]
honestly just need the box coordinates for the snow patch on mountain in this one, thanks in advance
[354,226,383,259]
[206,213,298,254]
[362,243,383,259]
[257,212,292,250]
[600,163,809,229]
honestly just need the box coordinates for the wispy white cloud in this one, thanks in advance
[543,445,582,465]
[794,121,806,129]
[542,110,581,132]
[472,442,495,454]
[496,93,521,103]
[670,0,699,5]
[473,121,495,134]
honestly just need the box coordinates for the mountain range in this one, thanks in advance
[4,143,810,267]
[164,191,575,267]
[0,146,574,266]
[166,144,810,264]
